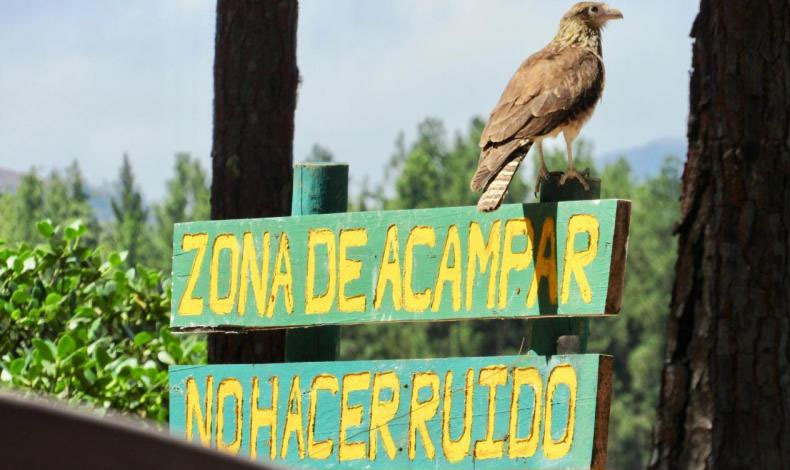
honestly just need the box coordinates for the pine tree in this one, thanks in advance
[304,144,334,163]
[64,160,98,237]
[66,160,89,204]
[0,164,98,245]
[42,170,70,223]
[109,154,149,267]
[2,170,45,243]
[152,153,210,271]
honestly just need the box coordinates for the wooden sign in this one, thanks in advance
[169,354,612,470]
[171,200,630,330]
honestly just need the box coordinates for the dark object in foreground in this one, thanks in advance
[0,392,273,470]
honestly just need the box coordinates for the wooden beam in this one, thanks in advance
[170,199,630,331]
[170,354,613,470]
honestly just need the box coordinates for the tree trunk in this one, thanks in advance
[650,2,790,469]
[208,0,299,364]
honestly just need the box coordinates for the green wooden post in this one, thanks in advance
[528,171,602,355]
[285,163,348,362]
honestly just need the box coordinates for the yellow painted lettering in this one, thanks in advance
[403,226,435,312]
[306,229,337,314]
[185,375,213,446]
[308,374,338,460]
[339,372,371,461]
[250,376,278,460]
[281,376,305,459]
[560,215,599,304]
[498,219,534,309]
[338,228,367,312]
[432,225,462,312]
[267,233,294,316]
[543,364,577,459]
[239,232,270,316]
[209,234,240,314]
[466,221,501,310]
[408,372,440,460]
[441,369,474,463]
[508,368,542,458]
[369,372,400,460]
[178,233,208,315]
[527,217,558,307]
[374,225,402,310]
[216,378,243,455]
[474,366,507,459]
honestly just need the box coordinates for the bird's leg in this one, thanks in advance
[534,141,550,197]
[559,136,590,190]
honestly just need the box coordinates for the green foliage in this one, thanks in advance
[64,161,100,237]
[0,220,205,421]
[304,144,335,163]
[376,118,530,210]
[108,154,150,267]
[0,153,211,422]
[5,171,46,243]
[151,153,210,271]
[0,164,96,246]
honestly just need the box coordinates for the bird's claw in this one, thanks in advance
[559,169,590,190]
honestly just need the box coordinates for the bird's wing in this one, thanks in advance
[475,45,602,177]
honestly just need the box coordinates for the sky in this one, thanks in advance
[0,1,698,200]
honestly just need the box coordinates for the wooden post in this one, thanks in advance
[284,163,348,362]
[528,171,602,355]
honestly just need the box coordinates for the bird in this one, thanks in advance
[471,2,622,212]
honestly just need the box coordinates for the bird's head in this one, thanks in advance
[554,2,622,48]
[563,2,623,30]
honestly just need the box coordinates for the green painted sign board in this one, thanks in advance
[170,200,630,330]
[169,354,612,470]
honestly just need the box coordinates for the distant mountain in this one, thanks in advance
[87,183,115,222]
[601,137,686,178]
[0,168,22,193]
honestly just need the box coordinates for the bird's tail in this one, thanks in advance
[476,154,525,212]
[475,143,532,212]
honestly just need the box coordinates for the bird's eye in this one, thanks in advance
[590,6,599,13]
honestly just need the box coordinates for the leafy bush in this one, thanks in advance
[0,219,205,421]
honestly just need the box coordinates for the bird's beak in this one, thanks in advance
[602,6,623,21]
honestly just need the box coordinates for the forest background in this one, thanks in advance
[0,115,680,468]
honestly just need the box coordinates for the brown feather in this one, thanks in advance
[479,46,603,148]
[470,139,526,191]
[477,151,528,212]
